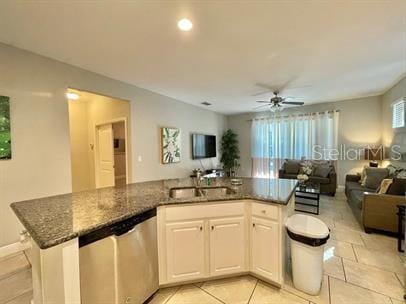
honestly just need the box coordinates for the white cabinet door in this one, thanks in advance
[165,220,205,283]
[209,217,246,276]
[251,216,280,282]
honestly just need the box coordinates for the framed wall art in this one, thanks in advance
[161,127,180,164]
[0,95,11,160]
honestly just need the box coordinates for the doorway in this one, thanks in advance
[112,121,127,186]
[67,89,131,192]
[94,120,128,188]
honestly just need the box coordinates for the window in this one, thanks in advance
[392,98,406,129]
[251,111,339,178]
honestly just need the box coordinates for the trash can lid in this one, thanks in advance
[286,214,329,239]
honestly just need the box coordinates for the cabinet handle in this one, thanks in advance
[211,226,214,230]
[261,210,266,214]
[253,223,256,227]
[200,226,203,231]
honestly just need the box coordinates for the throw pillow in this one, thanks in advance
[387,164,399,178]
[312,165,332,178]
[378,179,393,194]
[311,160,331,166]
[359,165,368,186]
[284,160,301,174]
[396,170,406,179]
[387,178,406,195]
[363,167,389,190]
[299,160,313,175]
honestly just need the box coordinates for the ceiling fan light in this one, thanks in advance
[269,104,282,113]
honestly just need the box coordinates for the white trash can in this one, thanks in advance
[286,214,329,295]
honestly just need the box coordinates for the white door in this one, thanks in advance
[209,217,246,276]
[165,220,205,283]
[251,216,280,282]
[96,124,115,188]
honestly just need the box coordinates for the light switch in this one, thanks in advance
[137,156,142,162]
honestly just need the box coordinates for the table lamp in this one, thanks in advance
[364,147,383,167]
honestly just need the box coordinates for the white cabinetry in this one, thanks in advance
[157,199,292,286]
[209,217,246,276]
[251,216,279,282]
[165,220,205,282]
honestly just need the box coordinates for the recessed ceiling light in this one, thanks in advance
[66,92,79,100]
[177,18,193,31]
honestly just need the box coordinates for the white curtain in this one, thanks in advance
[251,111,339,178]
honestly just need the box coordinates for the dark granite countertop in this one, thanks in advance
[11,177,297,249]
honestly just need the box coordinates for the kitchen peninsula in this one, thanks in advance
[11,177,297,304]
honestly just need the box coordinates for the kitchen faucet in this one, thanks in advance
[196,171,204,187]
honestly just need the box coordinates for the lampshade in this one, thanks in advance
[364,147,384,161]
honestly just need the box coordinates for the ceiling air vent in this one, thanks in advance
[201,101,212,106]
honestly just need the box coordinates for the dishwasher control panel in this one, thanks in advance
[79,208,156,247]
[112,209,156,236]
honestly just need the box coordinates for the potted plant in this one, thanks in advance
[220,129,240,177]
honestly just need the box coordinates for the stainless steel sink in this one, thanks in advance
[199,187,235,196]
[169,187,202,199]
[169,186,235,199]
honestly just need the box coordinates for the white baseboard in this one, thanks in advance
[0,241,31,259]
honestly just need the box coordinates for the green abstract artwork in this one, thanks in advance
[0,96,11,159]
[161,127,180,164]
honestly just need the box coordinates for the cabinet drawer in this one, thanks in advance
[251,202,279,221]
[165,202,245,221]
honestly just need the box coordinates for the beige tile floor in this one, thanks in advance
[0,252,32,304]
[0,189,404,304]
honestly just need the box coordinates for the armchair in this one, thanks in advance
[363,193,405,234]
[345,173,406,234]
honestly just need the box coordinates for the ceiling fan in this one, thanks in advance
[254,90,304,112]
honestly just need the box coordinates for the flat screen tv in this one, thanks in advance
[192,134,216,159]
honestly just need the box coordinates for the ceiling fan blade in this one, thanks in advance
[252,79,312,96]
[283,96,304,100]
[283,84,312,92]
[255,82,277,91]
[253,104,271,110]
[256,79,295,94]
[256,100,271,103]
[252,90,273,97]
[251,82,278,96]
[277,76,298,93]
[281,101,305,105]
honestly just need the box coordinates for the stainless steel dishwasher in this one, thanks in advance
[79,209,158,304]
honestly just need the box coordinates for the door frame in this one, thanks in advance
[94,117,129,188]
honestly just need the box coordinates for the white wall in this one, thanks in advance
[0,43,226,247]
[228,96,383,186]
[68,100,92,192]
[382,76,406,167]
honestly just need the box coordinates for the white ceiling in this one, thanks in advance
[0,1,405,115]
